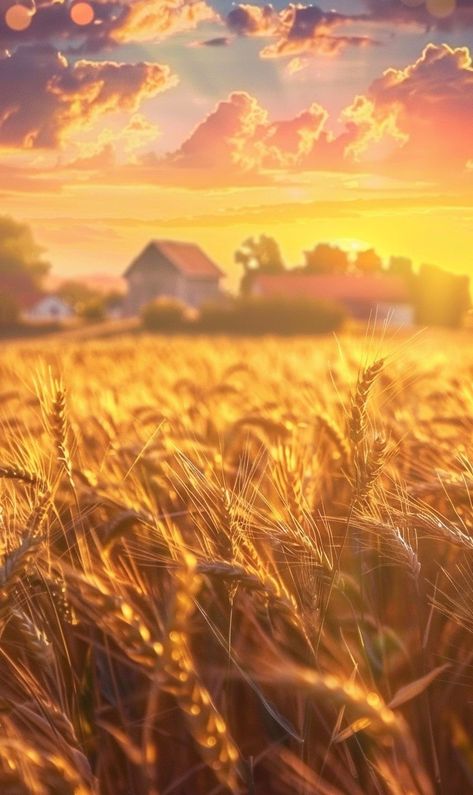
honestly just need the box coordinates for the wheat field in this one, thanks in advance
[0,331,472,794]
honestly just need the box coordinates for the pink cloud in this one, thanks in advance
[343,43,473,177]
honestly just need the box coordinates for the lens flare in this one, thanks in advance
[70,1,95,26]
[426,0,456,17]
[5,4,33,31]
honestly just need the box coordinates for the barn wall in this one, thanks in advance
[123,247,221,314]
[181,279,222,309]
[123,249,182,315]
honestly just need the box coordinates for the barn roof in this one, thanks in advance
[251,274,410,304]
[124,240,223,280]
[0,273,42,310]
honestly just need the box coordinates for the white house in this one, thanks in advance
[28,295,74,321]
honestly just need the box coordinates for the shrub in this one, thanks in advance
[197,302,235,333]
[198,296,345,335]
[0,294,20,328]
[141,298,189,332]
[78,297,106,323]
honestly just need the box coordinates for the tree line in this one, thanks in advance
[235,235,471,327]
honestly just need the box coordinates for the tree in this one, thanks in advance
[354,248,382,275]
[304,244,349,275]
[415,264,470,328]
[235,235,285,296]
[57,280,98,311]
[78,297,106,323]
[0,216,50,286]
[0,294,19,328]
[388,256,413,280]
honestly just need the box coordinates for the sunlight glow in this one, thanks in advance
[70,2,95,26]
[5,4,33,31]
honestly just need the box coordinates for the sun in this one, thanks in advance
[333,238,371,254]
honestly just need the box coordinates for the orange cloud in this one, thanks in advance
[110,0,218,44]
[0,0,217,53]
[286,56,309,75]
[0,46,177,148]
[226,3,377,59]
[343,43,473,177]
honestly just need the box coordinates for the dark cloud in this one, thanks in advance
[196,35,231,46]
[0,44,176,147]
[226,3,377,58]
[0,0,217,53]
[361,0,473,30]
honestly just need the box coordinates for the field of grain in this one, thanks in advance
[0,332,472,794]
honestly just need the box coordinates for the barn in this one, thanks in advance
[250,273,414,326]
[123,240,223,315]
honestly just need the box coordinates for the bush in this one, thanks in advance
[78,298,106,323]
[141,298,189,332]
[198,296,345,335]
[0,294,20,328]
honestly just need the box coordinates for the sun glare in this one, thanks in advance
[333,238,371,254]
[70,2,95,26]
[4,4,33,31]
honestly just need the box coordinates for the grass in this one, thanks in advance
[0,331,472,794]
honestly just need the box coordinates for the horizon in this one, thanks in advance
[46,236,468,298]
[0,0,471,290]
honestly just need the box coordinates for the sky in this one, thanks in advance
[0,0,472,290]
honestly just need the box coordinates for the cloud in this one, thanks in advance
[109,0,218,44]
[0,0,217,52]
[343,43,473,177]
[1,42,470,191]
[37,90,344,188]
[0,45,177,148]
[226,3,377,59]
[361,0,473,30]
[168,91,328,171]
[193,36,232,47]
[143,44,473,185]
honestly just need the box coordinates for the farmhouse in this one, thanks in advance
[250,273,414,326]
[123,240,223,315]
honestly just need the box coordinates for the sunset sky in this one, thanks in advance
[0,0,472,289]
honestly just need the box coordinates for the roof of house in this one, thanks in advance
[124,240,223,280]
[0,273,42,310]
[251,273,411,304]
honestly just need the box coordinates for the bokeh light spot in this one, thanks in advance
[426,0,456,17]
[70,2,95,26]
[5,4,33,31]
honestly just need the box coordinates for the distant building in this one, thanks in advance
[250,273,414,326]
[123,240,223,315]
[28,295,74,321]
